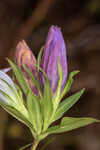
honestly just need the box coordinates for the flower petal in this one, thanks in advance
[41,25,68,94]
[0,71,16,89]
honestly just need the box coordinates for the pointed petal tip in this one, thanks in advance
[1,67,11,73]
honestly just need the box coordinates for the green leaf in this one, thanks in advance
[47,117,99,135]
[43,74,53,131]
[0,73,26,107]
[0,70,28,106]
[53,60,63,111]
[48,61,63,126]
[14,84,23,100]
[60,71,79,100]
[0,99,35,134]
[7,59,29,95]
[53,89,85,122]
[0,74,29,117]
[37,46,44,72]
[23,65,42,98]
[25,63,53,132]
[27,91,42,134]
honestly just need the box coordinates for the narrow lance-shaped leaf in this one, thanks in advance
[48,61,63,125]
[0,73,29,117]
[0,99,35,135]
[46,117,99,135]
[0,83,32,127]
[23,65,42,98]
[37,46,44,72]
[14,84,23,101]
[0,72,35,134]
[53,60,63,110]
[60,71,79,100]
[27,91,43,134]
[0,71,25,107]
[43,73,53,132]
[52,88,85,122]
[8,59,29,95]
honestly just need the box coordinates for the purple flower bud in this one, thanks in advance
[41,25,68,94]
[15,40,38,95]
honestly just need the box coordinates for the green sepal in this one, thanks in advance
[52,88,85,122]
[7,59,29,95]
[37,46,44,72]
[60,71,79,100]
[27,91,43,134]
[46,117,99,135]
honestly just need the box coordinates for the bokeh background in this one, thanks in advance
[0,0,100,150]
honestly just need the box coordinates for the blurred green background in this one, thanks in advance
[0,0,100,149]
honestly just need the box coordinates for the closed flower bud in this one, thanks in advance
[41,25,68,94]
[15,40,38,95]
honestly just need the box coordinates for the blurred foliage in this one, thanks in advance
[86,0,100,16]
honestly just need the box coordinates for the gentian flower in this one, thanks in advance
[15,40,38,95]
[0,25,98,150]
[41,25,68,94]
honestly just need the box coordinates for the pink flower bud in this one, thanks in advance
[15,40,38,95]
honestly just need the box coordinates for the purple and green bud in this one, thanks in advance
[15,26,68,96]
[41,25,68,94]
[15,40,38,95]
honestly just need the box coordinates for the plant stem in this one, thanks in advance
[31,139,39,150]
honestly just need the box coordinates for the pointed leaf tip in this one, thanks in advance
[46,117,99,135]
[53,88,85,122]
